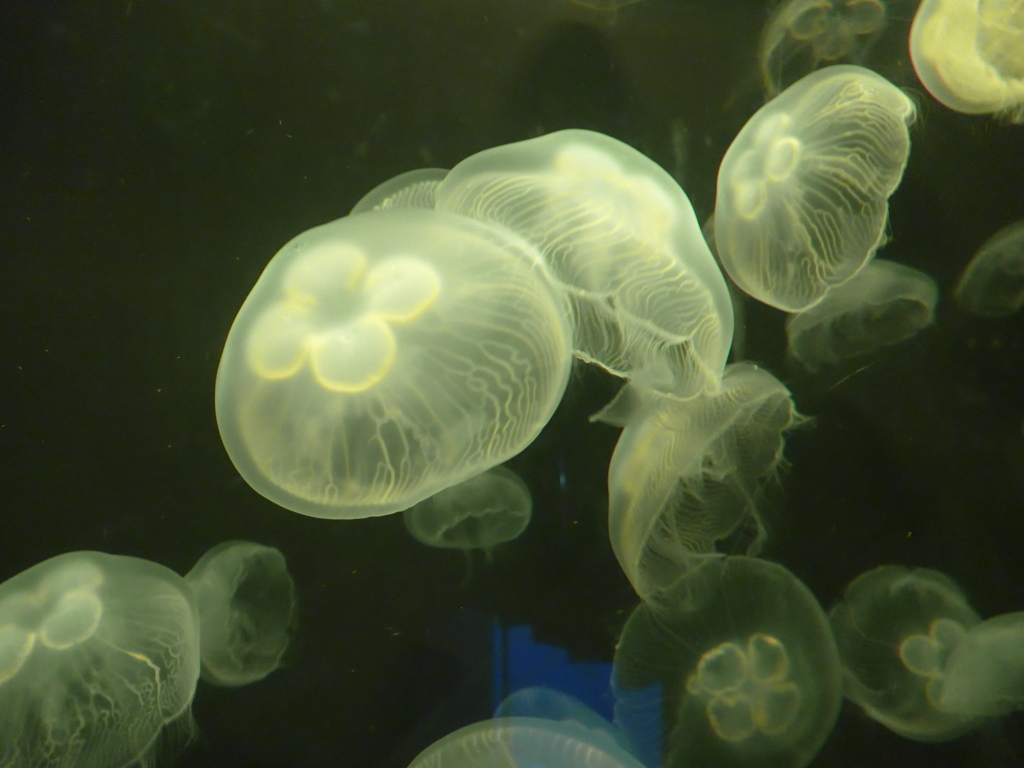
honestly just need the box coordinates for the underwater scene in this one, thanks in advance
[2,0,1024,766]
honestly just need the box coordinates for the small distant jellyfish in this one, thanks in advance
[954,219,1024,317]
[403,466,532,558]
[184,541,297,688]
[910,0,1024,121]
[828,565,983,741]
[715,65,915,313]
[0,552,201,768]
[215,207,573,519]
[786,259,938,370]
[759,0,887,96]
[612,556,842,768]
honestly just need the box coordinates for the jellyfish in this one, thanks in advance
[935,611,1024,718]
[215,207,573,519]
[403,465,532,559]
[786,259,938,370]
[606,363,804,604]
[406,716,646,768]
[349,168,448,214]
[715,65,916,313]
[612,557,842,768]
[954,219,1024,317]
[495,687,629,755]
[0,551,201,768]
[184,541,297,688]
[759,0,888,96]
[828,565,984,740]
[435,128,734,399]
[910,0,1024,121]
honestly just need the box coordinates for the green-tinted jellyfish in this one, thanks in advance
[184,541,297,688]
[435,128,734,399]
[349,168,448,214]
[786,259,938,370]
[494,687,629,756]
[954,219,1024,317]
[910,0,1024,122]
[403,466,533,557]
[828,565,983,740]
[759,0,887,96]
[215,208,573,519]
[406,716,646,768]
[606,363,804,604]
[715,65,915,313]
[612,557,841,768]
[0,552,201,768]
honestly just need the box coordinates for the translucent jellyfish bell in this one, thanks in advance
[786,259,938,370]
[0,552,201,767]
[910,0,1024,121]
[436,129,734,399]
[954,219,1024,317]
[828,565,983,741]
[349,168,448,214]
[606,363,804,604]
[759,0,888,96]
[403,465,532,557]
[715,65,916,312]
[215,208,573,519]
[494,687,630,755]
[184,541,297,688]
[612,557,842,768]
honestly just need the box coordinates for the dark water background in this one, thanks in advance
[2,0,1023,766]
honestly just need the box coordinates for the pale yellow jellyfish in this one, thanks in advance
[954,219,1024,317]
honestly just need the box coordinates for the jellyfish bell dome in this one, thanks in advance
[612,556,841,768]
[715,64,916,313]
[215,207,573,519]
[435,128,734,399]
[0,551,201,768]
[954,218,1024,317]
[349,168,448,215]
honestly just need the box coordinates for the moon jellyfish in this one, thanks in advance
[715,65,916,312]
[910,0,1024,121]
[0,552,200,768]
[184,541,297,688]
[349,168,448,214]
[406,716,646,768]
[936,611,1024,718]
[828,565,983,740]
[612,557,841,768]
[215,208,573,519]
[606,363,804,604]
[436,129,734,399]
[495,687,629,755]
[786,259,938,370]
[759,0,888,96]
[954,219,1024,317]
[403,466,532,557]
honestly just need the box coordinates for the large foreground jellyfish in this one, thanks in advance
[406,716,646,768]
[715,65,916,312]
[786,259,938,369]
[403,465,532,557]
[435,129,734,399]
[828,565,983,740]
[759,0,887,96]
[910,0,1024,121]
[349,168,448,214]
[185,541,297,687]
[0,552,201,768]
[606,363,804,604]
[954,219,1024,317]
[216,208,573,519]
[612,557,842,768]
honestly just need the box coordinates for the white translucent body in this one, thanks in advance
[0,552,200,768]
[436,129,734,399]
[954,219,1024,317]
[910,0,1024,120]
[936,612,1024,717]
[715,65,915,312]
[349,168,448,214]
[494,687,629,755]
[612,557,841,768]
[404,465,532,553]
[216,208,573,519]
[787,259,938,369]
[607,363,802,603]
[184,541,296,688]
